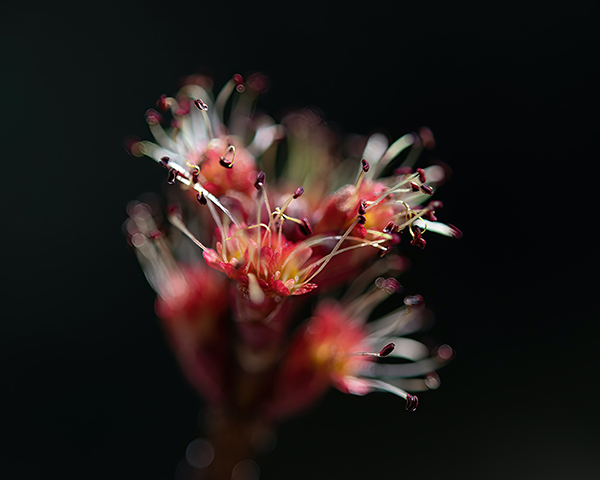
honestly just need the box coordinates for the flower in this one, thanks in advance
[264,278,454,421]
[126,72,459,475]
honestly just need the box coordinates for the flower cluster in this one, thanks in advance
[125,73,459,475]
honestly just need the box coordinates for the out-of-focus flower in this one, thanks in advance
[125,73,459,478]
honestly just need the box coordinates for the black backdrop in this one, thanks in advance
[2,1,599,479]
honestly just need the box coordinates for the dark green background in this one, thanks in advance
[2,1,598,479]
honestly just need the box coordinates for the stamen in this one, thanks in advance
[193,98,209,111]
[167,168,177,185]
[167,210,210,253]
[375,277,402,294]
[405,394,419,412]
[358,199,368,215]
[298,218,313,236]
[196,192,207,205]
[293,186,304,199]
[416,167,427,183]
[355,159,369,192]
[379,342,396,357]
[357,215,367,225]
[145,109,162,125]
[233,73,245,92]
[160,156,170,166]
[420,183,433,195]
[404,294,424,306]
[350,342,395,358]
[410,182,420,192]
[156,94,170,111]
[383,221,396,234]
[254,171,266,190]
[219,145,236,169]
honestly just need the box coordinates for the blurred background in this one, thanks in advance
[2,1,598,479]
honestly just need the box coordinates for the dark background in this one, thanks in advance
[2,1,599,479]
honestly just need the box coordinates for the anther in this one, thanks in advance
[194,98,209,111]
[404,294,424,306]
[196,192,207,205]
[410,236,426,249]
[358,199,368,215]
[166,168,177,185]
[298,217,313,236]
[233,73,245,92]
[357,214,367,225]
[219,145,236,169]
[410,182,420,192]
[381,278,402,294]
[379,342,395,357]
[420,184,433,195]
[160,156,170,166]
[383,221,395,234]
[416,167,427,183]
[254,171,266,190]
[293,187,304,199]
[405,394,419,412]
[156,94,170,111]
[361,159,370,173]
[145,109,162,125]
[378,245,392,257]
[219,156,233,168]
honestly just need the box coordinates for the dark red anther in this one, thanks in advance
[411,236,426,249]
[357,214,367,225]
[383,221,395,234]
[378,245,392,257]
[254,171,266,190]
[194,98,209,111]
[160,156,170,166]
[420,183,433,195]
[404,294,424,306]
[358,199,368,215]
[379,342,396,357]
[219,156,233,169]
[298,218,313,236]
[361,159,370,173]
[145,109,162,125]
[196,192,207,205]
[233,73,245,92]
[410,182,420,192]
[405,394,419,412]
[416,167,427,183]
[382,278,402,293]
[293,186,304,199]
[166,168,177,185]
[394,166,413,176]
[156,94,169,111]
